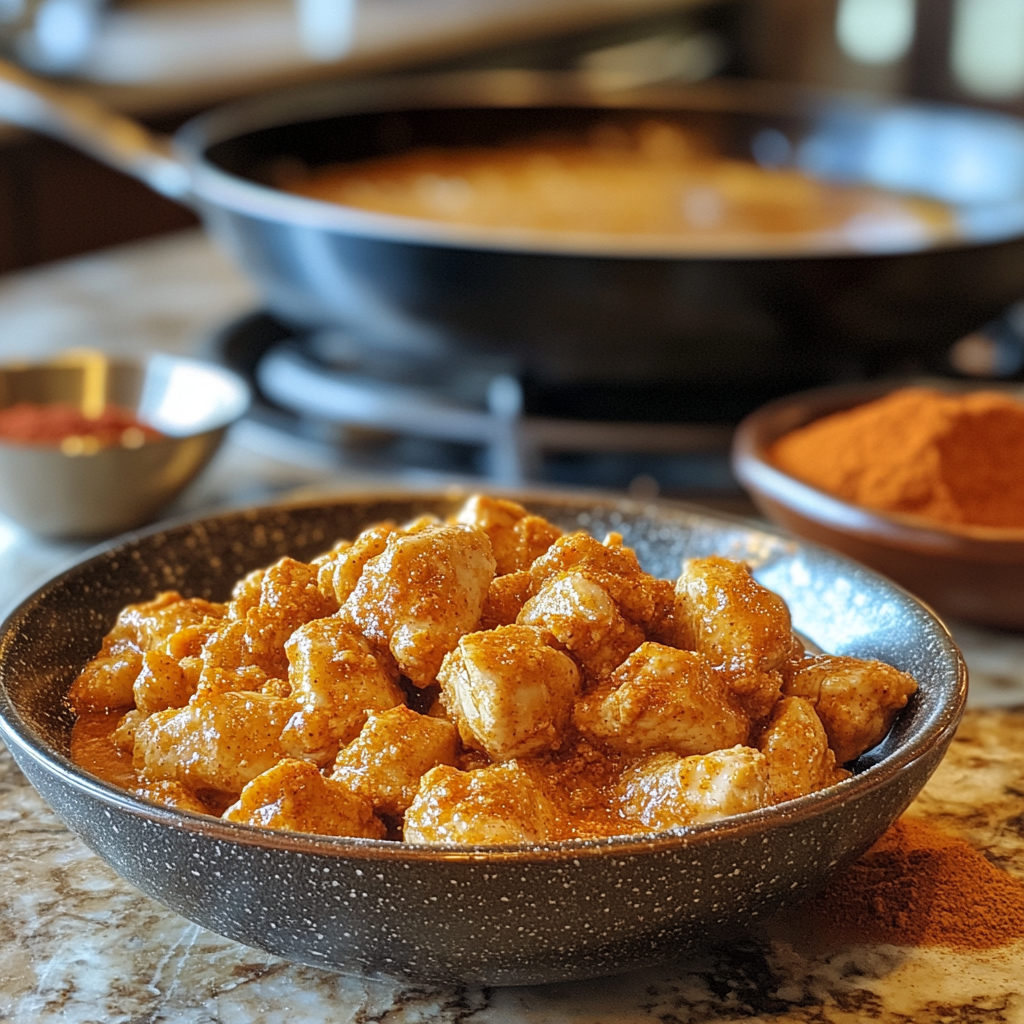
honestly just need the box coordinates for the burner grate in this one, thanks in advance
[212,312,744,497]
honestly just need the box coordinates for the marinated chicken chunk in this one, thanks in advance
[453,494,562,574]
[783,654,918,763]
[133,690,299,794]
[341,523,496,687]
[619,746,772,831]
[404,761,557,845]
[479,569,534,629]
[133,778,213,815]
[280,617,405,763]
[756,696,849,802]
[574,642,749,757]
[242,556,339,678]
[224,758,385,838]
[528,531,674,633]
[438,624,581,760]
[132,649,194,715]
[331,705,459,817]
[108,592,225,652]
[316,522,396,605]
[517,572,644,680]
[68,592,224,711]
[673,556,801,720]
[193,619,271,698]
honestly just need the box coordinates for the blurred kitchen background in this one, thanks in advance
[3,0,1024,508]
[5,0,1024,272]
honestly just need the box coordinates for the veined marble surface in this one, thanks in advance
[0,232,1023,1022]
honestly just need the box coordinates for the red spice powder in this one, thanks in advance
[805,817,1024,949]
[0,401,162,449]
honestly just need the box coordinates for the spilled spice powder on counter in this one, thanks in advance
[769,387,1024,530]
[805,817,1024,949]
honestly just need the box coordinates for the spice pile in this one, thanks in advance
[769,387,1024,530]
[804,816,1024,949]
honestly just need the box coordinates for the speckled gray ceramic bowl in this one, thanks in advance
[0,490,966,986]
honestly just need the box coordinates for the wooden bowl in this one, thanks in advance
[731,381,1024,630]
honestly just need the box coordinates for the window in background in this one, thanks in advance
[835,0,916,65]
[951,0,1024,99]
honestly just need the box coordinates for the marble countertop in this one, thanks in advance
[1,231,1023,1023]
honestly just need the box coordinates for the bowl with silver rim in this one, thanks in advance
[0,351,249,537]
[0,489,966,985]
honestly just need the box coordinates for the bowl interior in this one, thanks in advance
[0,491,965,811]
[0,354,250,439]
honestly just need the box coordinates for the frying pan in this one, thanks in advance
[3,62,1024,394]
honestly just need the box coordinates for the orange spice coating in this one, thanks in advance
[770,387,1024,530]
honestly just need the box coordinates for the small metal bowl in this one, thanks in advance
[731,381,1024,630]
[0,352,249,537]
[0,491,966,986]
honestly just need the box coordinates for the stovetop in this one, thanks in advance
[211,310,756,499]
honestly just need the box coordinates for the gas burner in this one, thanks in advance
[211,312,746,497]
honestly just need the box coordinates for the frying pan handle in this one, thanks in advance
[0,58,193,202]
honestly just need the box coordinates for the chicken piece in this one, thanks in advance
[133,778,214,816]
[528,531,675,634]
[331,705,459,817]
[243,556,339,678]
[223,758,385,839]
[782,654,918,764]
[111,708,146,752]
[194,619,269,698]
[404,761,557,845]
[573,642,749,757]
[438,624,581,760]
[673,556,801,721]
[68,593,225,711]
[133,649,195,715]
[279,616,405,763]
[105,592,225,653]
[453,494,562,575]
[479,570,534,629]
[316,522,397,605]
[341,524,496,688]
[226,567,265,621]
[133,691,300,795]
[401,514,444,533]
[517,572,643,680]
[619,746,772,831]
[757,696,850,802]
[68,648,143,711]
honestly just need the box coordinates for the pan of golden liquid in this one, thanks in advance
[4,67,1024,396]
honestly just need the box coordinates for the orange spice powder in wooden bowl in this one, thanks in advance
[769,387,1024,531]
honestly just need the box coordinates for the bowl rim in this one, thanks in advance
[731,379,1024,554]
[0,487,968,864]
